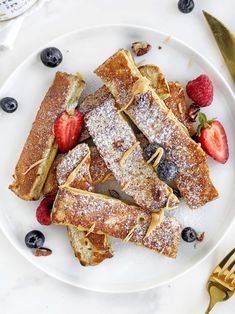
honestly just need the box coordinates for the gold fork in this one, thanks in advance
[205,248,235,313]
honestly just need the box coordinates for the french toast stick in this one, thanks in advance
[52,187,181,258]
[56,143,113,266]
[139,65,195,136]
[43,144,113,195]
[9,72,85,200]
[138,64,170,99]
[95,49,218,208]
[67,226,113,266]
[85,99,179,211]
[79,65,195,141]
[78,85,112,142]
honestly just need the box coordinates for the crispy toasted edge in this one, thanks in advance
[85,98,179,209]
[135,69,218,207]
[52,186,181,258]
[56,143,91,186]
[95,49,192,137]
[67,226,113,266]
[94,49,141,107]
[9,73,86,200]
[139,65,195,136]
[94,49,219,208]
[165,81,195,136]
[56,144,114,266]
[43,154,64,197]
[123,94,218,207]
[9,141,58,201]
[175,161,219,209]
[139,64,170,97]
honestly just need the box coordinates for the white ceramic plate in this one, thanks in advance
[0,25,235,293]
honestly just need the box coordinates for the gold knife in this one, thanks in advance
[203,10,235,82]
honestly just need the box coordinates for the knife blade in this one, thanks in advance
[203,10,235,82]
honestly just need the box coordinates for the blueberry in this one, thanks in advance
[178,0,194,14]
[0,97,18,113]
[25,230,45,249]
[157,160,178,181]
[181,227,197,242]
[40,47,63,68]
[143,142,165,162]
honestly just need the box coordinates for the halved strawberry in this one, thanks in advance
[54,110,84,153]
[197,113,229,164]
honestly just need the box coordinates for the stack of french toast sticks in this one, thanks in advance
[9,49,218,266]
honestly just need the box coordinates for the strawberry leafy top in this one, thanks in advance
[196,112,215,136]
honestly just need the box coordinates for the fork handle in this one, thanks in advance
[205,281,229,314]
[205,299,216,314]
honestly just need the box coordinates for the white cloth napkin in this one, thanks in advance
[0,0,49,50]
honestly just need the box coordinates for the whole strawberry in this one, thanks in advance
[186,75,213,107]
[36,196,55,225]
[197,113,229,164]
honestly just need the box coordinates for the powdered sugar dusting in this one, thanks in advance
[85,99,178,210]
[90,145,111,183]
[174,162,218,208]
[56,143,90,185]
[126,92,218,208]
[95,50,217,209]
[128,92,206,172]
[53,188,181,258]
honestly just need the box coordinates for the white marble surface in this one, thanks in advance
[0,0,234,313]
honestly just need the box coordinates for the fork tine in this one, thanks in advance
[225,261,235,281]
[222,258,235,275]
[218,248,235,271]
[227,259,235,272]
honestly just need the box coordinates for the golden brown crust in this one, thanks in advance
[139,64,170,97]
[139,65,195,136]
[85,99,179,211]
[9,72,85,200]
[44,144,113,195]
[175,161,219,208]
[95,50,218,209]
[79,85,112,114]
[90,145,113,184]
[43,154,63,197]
[56,143,113,266]
[78,85,113,142]
[67,226,113,266]
[52,187,181,258]
[164,82,195,136]
[80,66,195,142]
[56,143,92,188]
[129,92,205,170]
[95,49,140,107]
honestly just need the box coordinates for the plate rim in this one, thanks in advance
[1,23,235,293]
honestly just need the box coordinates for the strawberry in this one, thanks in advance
[36,196,55,225]
[186,74,213,107]
[54,110,84,153]
[197,113,229,164]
